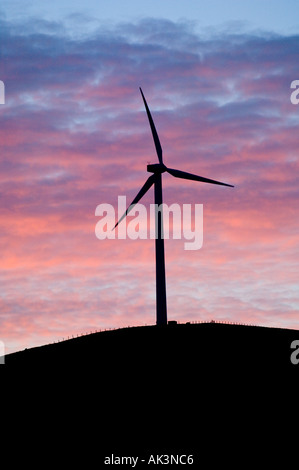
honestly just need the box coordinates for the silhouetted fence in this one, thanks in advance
[50,319,261,346]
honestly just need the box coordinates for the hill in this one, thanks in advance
[4,321,299,374]
[3,322,299,462]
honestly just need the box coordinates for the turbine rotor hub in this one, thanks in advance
[147,163,166,173]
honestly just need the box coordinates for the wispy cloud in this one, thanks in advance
[1,16,299,353]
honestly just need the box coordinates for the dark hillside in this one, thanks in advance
[3,322,298,462]
[5,321,298,374]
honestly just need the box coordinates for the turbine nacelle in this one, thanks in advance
[147,163,167,173]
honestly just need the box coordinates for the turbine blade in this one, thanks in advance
[140,87,163,164]
[113,173,156,229]
[166,167,234,187]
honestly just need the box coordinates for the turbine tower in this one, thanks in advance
[114,88,234,326]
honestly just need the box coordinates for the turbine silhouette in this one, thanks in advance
[114,88,234,326]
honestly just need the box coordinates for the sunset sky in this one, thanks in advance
[1,1,299,354]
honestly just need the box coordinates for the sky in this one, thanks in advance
[1,1,299,354]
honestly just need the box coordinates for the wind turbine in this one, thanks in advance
[114,88,233,326]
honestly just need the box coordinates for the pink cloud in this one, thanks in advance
[1,17,299,353]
